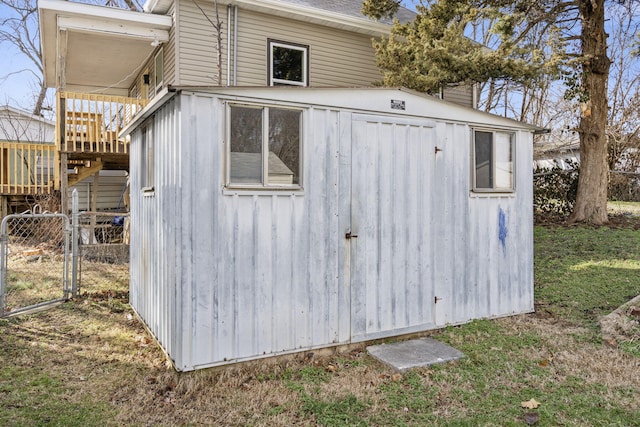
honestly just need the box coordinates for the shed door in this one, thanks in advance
[349,114,437,341]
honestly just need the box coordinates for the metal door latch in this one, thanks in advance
[345,232,358,240]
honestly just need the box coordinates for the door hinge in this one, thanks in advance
[434,296,442,304]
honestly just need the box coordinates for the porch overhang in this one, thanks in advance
[39,0,172,96]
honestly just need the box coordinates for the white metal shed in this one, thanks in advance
[125,87,536,371]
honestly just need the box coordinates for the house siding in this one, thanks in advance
[443,85,474,108]
[164,1,177,87]
[234,9,381,87]
[128,88,534,371]
[129,1,474,107]
[68,171,128,212]
[130,101,181,365]
[176,0,227,86]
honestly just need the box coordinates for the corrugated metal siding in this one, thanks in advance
[432,122,471,325]
[185,98,343,366]
[432,124,534,324]
[130,89,534,370]
[131,93,348,369]
[349,115,437,340]
[234,9,381,87]
[129,98,180,365]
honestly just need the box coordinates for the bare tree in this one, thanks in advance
[104,0,143,11]
[0,0,49,116]
[189,0,224,85]
[607,3,640,169]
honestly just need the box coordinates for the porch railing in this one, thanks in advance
[0,142,57,195]
[57,91,148,155]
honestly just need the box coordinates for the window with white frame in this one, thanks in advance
[227,104,302,188]
[473,129,514,192]
[268,40,308,86]
[154,48,164,94]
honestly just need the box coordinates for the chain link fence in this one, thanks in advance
[0,210,71,316]
[0,189,131,317]
[77,212,129,295]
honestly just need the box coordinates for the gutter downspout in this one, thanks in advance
[233,5,238,85]
[472,82,479,109]
[226,4,231,86]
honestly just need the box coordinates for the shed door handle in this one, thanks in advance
[345,232,358,240]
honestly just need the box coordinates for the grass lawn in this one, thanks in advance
[1,216,640,426]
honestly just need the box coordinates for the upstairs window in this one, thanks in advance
[268,40,308,86]
[473,129,514,192]
[154,48,164,94]
[227,104,302,189]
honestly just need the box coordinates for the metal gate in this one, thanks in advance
[0,207,74,317]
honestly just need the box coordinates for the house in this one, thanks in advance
[0,106,55,143]
[39,0,535,370]
[534,140,580,171]
[38,0,477,212]
[0,106,56,214]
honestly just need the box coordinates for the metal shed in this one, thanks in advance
[125,87,535,371]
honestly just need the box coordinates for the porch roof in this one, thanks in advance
[39,0,172,96]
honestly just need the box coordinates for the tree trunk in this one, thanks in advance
[32,83,47,117]
[569,0,610,225]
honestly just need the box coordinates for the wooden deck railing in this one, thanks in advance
[0,142,57,195]
[57,91,148,155]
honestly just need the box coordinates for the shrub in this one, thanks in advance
[533,162,579,221]
[608,172,640,202]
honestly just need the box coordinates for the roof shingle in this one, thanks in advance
[275,0,416,24]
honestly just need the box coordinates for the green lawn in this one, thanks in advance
[1,221,639,426]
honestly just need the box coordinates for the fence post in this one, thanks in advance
[0,216,8,316]
[71,189,79,297]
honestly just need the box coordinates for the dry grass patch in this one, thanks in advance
[2,294,640,426]
[500,314,640,390]
[3,220,640,426]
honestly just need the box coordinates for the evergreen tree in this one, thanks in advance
[363,0,620,224]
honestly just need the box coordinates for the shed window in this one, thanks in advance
[268,40,308,86]
[141,121,154,192]
[227,104,302,188]
[473,130,514,192]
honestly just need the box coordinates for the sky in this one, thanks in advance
[0,1,54,114]
[0,52,48,112]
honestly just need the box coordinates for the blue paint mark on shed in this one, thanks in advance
[498,207,508,256]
